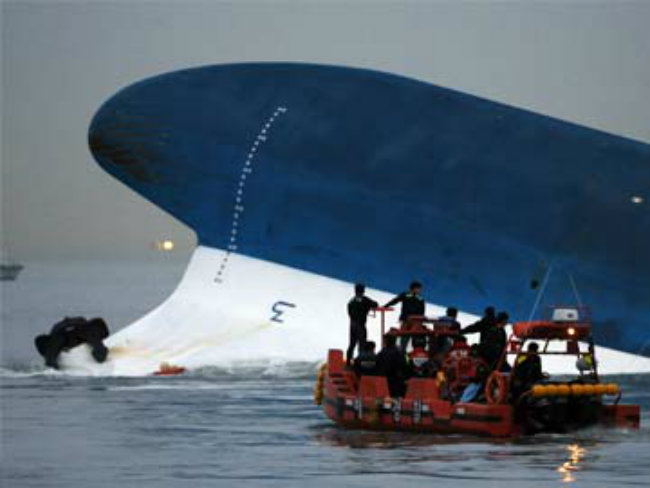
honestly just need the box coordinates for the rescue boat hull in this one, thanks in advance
[320,349,640,437]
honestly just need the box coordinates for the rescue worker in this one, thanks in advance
[436,306,461,353]
[383,281,426,351]
[438,307,461,332]
[478,311,509,370]
[460,306,496,342]
[376,334,410,398]
[354,341,378,376]
[346,283,379,364]
[512,342,545,398]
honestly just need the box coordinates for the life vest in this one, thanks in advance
[409,347,430,376]
[448,341,470,361]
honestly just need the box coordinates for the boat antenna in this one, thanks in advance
[528,265,553,321]
[567,272,583,307]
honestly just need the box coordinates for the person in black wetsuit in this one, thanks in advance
[460,306,496,342]
[34,317,109,369]
[376,334,410,398]
[512,342,545,398]
[383,281,425,350]
[354,341,378,376]
[347,283,379,364]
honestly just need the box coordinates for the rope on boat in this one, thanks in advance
[313,363,326,405]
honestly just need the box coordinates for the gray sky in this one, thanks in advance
[2,0,649,261]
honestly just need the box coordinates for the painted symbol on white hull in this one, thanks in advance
[271,301,297,323]
[215,106,288,283]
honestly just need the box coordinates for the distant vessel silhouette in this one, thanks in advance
[1,263,24,281]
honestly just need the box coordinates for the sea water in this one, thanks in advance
[1,262,649,487]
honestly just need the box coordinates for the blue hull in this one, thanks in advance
[88,63,650,356]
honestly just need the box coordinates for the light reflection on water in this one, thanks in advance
[557,443,587,483]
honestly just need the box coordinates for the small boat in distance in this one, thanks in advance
[1,262,24,281]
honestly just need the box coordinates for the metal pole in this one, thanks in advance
[528,266,553,321]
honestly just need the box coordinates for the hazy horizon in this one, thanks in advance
[2,1,649,262]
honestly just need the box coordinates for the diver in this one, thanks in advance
[383,281,426,350]
[511,342,545,398]
[34,316,110,369]
[460,306,496,342]
[347,283,379,365]
[376,334,410,398]
[354,341,378,376]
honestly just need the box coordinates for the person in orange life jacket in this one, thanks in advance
[347,283,379,364]
[354,341,378,376]
[383,281,425,351]
[376,334,410,398]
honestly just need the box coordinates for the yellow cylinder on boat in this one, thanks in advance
[582,384,595,395]
[593,384,606,396]
[556,384,570,396]
[571,384,585,396]
[605,383,620,395]
[545,385,559,396]
[532,385,546,397]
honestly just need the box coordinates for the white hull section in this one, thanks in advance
[59,246,650,376]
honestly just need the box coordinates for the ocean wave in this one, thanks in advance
[0,358,323,380]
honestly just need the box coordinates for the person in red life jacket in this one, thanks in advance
[383,281,425,351]
[409,335,434,377]
[346,283,379,365]
[353,341,378,376]
[376,334,410,398]
[448,335,470,360]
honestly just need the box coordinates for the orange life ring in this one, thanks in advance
[485,371,509,404]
